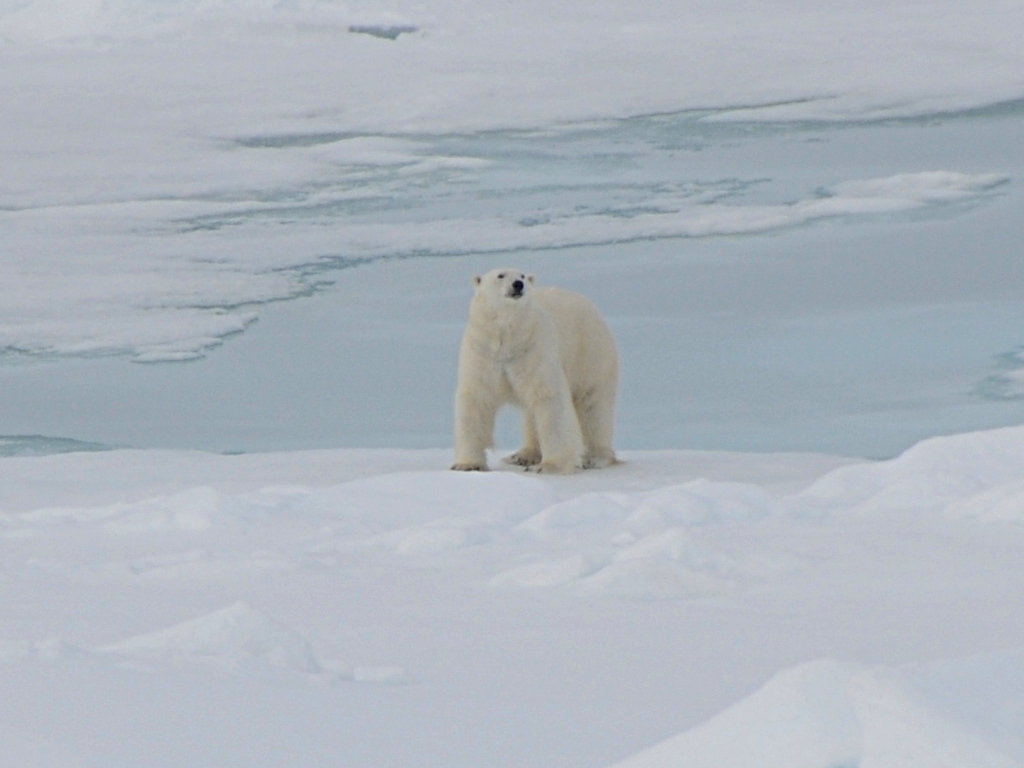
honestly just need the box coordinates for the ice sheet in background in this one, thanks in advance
[2,0,1024,459]
[4,0,1024,361]
[2,104,1023,457]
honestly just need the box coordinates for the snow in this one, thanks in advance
[3,430,1024,766]
[4,0,1024,764]
[96,601,329,677]
[801,424,1024,514]
[610,653,1024,768]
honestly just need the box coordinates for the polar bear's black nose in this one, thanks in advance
[512,279,524,293]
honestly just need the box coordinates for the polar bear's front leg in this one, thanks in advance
[452,388,498,471]
[530,391,584,474]
[504,412,542,467]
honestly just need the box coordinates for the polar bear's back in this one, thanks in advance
[533,285,618,392]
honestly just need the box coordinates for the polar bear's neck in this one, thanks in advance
[468,296,544,360]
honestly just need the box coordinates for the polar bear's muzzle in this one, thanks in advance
[507,279,526,299]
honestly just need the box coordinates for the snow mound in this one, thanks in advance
[103,487,224,533]
[0,636,88,664]
[490,425,1024,601]
[11,486,230,531]
[493,479,792,600]
[946,479,1024,523]
[571,537,738,600]
[521,479,781,537]
[98,602,325,677]
[610,651,1024,768]
[309,470,553,553]
[488,553,597,590]
[801,424,1024,517]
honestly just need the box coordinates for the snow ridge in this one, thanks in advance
[610,654,1024,768]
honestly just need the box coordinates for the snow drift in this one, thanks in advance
[2,426,1024,767]
[610,652,1024,768]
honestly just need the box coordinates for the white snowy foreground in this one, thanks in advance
[3,426,1024,767]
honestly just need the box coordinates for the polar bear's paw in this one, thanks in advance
[451,462,488,472]
[582,451,618,470]
[527,460,580,475]
[503,449,542,467]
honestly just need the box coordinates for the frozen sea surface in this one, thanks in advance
[3,104,1023,457]
[3,0,1024,458]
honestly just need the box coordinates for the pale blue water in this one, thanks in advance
[3,103,1023,458]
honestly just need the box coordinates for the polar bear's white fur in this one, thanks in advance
[452,268,618,474]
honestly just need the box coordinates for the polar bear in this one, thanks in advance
[452,268,618,474]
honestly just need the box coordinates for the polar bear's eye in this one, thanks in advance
[497,273,505,279]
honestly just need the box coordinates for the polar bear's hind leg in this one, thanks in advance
[577,388,617,469]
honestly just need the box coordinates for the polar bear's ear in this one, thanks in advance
[527,274,535,285]
[473,275,482,286]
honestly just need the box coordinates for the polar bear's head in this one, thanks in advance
[473,268,536,304]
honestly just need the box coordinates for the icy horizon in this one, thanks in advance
[4,0,1024,364]
[4,0,1024,127]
